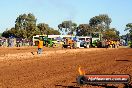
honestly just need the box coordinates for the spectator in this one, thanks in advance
[37,37,43,54]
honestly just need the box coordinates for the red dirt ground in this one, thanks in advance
[0,47,132,88]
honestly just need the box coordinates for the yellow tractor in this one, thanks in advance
[62,38,75,49]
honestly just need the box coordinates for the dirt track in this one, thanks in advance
[0,47,132,88]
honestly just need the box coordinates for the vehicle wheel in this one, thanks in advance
[76,75,85,85]
[130,45,132,48]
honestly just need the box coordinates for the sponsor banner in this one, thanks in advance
[77,74,131,84]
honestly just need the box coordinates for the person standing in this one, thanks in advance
[37,37,43,54]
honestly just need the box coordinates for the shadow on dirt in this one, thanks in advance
[55,82,132,88]
[55,84,118,88]
[55,85,80,88]
[87,84,131,88]
[116,60,132,62]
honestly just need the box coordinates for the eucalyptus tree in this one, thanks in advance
[89,14,112,40]
[58,20,77,35]
[125,23,132,41]
[76,24,93,36]
[15,13,37,39]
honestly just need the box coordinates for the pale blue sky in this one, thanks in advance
[0,0,132,35]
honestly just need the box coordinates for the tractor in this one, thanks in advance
[62,38,75,49]
[39,36,53,47]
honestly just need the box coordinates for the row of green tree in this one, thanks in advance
[2,13,60,39]
[2,13,121,40]
[58,14,120,40]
